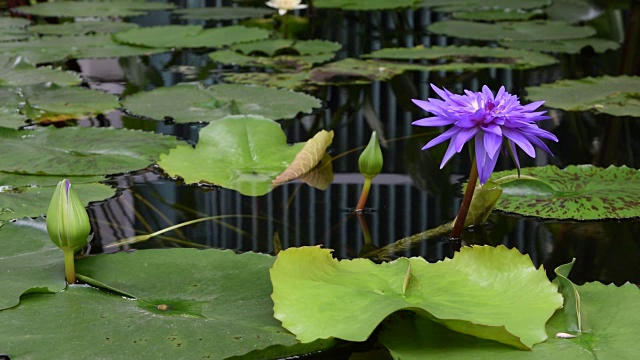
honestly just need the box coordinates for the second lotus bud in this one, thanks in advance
[358,131,383,179]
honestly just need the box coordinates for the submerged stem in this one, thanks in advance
[356,177,373,211]
[63,249,76,284]
[450,158,479,247]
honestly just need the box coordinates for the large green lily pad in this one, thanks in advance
[500,38,620,54]
[13,1,175,18]
[209,39,341,69]
[309,58,404,84]
[0,16,30,28]
[379,282,640,359]
[489,165,640,220]
[0,182,115,221]
[15,84,119,122]
[452,9,543,21]
[363,45,558,70]
[174,6,272,20]
[158,116,332,196]
[0,34,167,64]
[0,127,183,176]
[0,172,104,188]
[27,21,138,36]
[0,248,334,359]
[113,25,269,49]
[428,20,596,41]
[525,76,640,116]
[121,83,321,123]
[223,72,312,90]
[270,245,562,349]
[314,0,419,10]
[0,62,81,86]
[0,218,65,311]
[424,0,549,12]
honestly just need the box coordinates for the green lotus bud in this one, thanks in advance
[46,179,91,252]
[358,132,383,179]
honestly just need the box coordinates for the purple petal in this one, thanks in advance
[521,100,545,112]
[482,131,502,159]
[452,127,478,152]
[475,134,500,184]
[440,140,459,168]
[502,128,536,157]
[481,85,494,102]
[422,126,460,149]
[413,116,456,127]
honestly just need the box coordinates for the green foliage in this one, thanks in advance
[113,25,269,49]
[0,61,81,87]
[14,1,175,18]
[270,246,562,348]
[122,83,321,123]
[0,218,66,311]
[174,6,272,20]
[500,38,620,54]
[158,115,332,196]
[525,76,640,116]
[428,20,596,41]
[0,127,183,176]
[27,21,138,36]
[490,165,640,220]
[314,0,420,10]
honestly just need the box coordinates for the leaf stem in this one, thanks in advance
[63,248,76,284]
[356,177,373,211]
[450,157,479,249]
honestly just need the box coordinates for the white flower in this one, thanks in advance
[266,0,308,15]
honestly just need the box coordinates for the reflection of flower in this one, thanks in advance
[413,84,557,184]
[266,0,308,15]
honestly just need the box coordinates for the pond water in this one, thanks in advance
[54,1,637,287]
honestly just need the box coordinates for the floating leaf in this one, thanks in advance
[525,76,640,116]
[0,183,115,221]
[379,282,640,360]
[0,172,104,188]
[314,0,419,10]
[209,39,341,69]
[0,16,30,28]
[27,21,138,36]
[500,38,620,54]
[0,218,65,311]
[363,45,558,70]
[490,165,640,220]
[174,6,272,20]
[428,20,596,41]
[223,72,312,90]
[1,248,334,359]
[0,63,81,87]
[270,246,562,349]
[14,84,119,122]
[273,130,334,185]
[158,115,313,196]
[546,0,602,23]
[298,153,334,190]
[310,58,404,84]
[113,25,269,49]
[13,1,175,18]
[426,0,550,12]
[553,260,582,332]
[0,34,167,64]
[122,83,321,123]
[0,127,183,176]
[453,9,543,21]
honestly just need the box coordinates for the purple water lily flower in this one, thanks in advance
[412,84,558,184]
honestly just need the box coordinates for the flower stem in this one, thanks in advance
[63,248,76,284]
[449,158,479,250]
[356,177,373,211]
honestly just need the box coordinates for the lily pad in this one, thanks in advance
[223,72,312,90]
[174,6,272,20]
[363,45,558,70]
[209,39,341,69]
[0,172,104,188]
[27,21,138,36]
[500,38,620,54]
[1,248,334,359]
[309,58,404,84]
[0,127,183,176]
[0,217,65,311]
[490,165,640,220]
[12,84,119,122]
[113,25,269,49]
[0,62,81,86]
[453,9,543,21]
[273,130,334,186]
[0,16,30,28]
[425,0,550,12]
[13,1,175,18]
[270,245,562,349]
[314,0,419,10]
[379,282,640,360]
[121,83,321,123]
[525,76,640,116]
[428,20,596,41]
[158,115,331,196]
[0,182,115,221]
[0,34,167,64]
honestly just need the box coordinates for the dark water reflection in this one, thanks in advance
[65,1,640,287]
